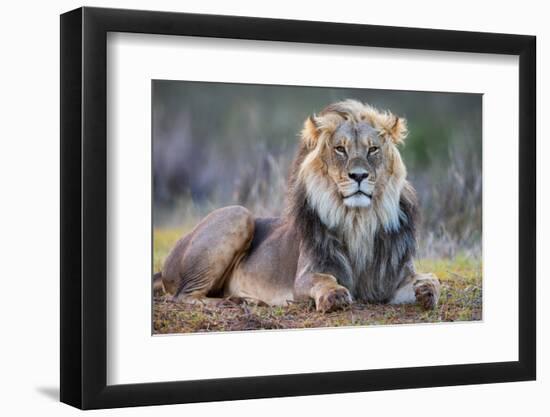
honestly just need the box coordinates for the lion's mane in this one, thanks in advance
[285,100,419,302]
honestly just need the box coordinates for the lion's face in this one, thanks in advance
[295,99,409,234]
[324,120,384,208]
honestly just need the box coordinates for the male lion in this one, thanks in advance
[155,100,440,312]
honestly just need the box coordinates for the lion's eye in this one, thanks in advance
[368,146,379,155]
[334,146,346,155]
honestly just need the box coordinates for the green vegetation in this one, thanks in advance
[153,228,482,334]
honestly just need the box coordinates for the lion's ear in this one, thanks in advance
[301,115,321,149]
[381,115,408,145]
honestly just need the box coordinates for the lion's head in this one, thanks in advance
[295,99,409,232]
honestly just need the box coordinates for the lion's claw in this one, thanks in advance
[316,286,352,313]
[413,275,440,310]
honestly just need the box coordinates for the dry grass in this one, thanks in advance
[153,229,482,334]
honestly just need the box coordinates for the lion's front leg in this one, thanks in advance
[294,272,352,313]
[390,273,441,310]
[414,273,441,309]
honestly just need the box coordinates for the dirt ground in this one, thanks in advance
[153,257,482,334]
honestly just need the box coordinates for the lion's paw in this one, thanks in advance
[413,274,441,310]
[316,286,352,313]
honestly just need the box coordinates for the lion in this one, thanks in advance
[154,99,440,313]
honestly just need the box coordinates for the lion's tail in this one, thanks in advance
[152,271,165,296]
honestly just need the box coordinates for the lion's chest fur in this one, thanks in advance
[289,182,418,303]
[338,209,379,273]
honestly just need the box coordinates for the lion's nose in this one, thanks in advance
[348,170,369,183]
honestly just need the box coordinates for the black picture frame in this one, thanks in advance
[60,6,536,410]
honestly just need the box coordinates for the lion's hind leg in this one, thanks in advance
[161,206,255,303]
[390,273,441,310]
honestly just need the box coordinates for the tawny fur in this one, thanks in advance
[157,100,440,312]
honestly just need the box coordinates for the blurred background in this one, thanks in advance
[153,81,482,259]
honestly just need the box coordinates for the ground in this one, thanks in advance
[153,228,482,334]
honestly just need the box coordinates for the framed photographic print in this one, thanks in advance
[60,6,536,410]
